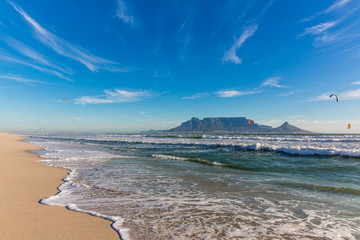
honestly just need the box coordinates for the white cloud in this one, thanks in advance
[278,91,294,97]
[75,89,154,104]
[299,22,337,36]
[223,24,258,64]
[215,89,262,98]
[0,75,50,85]
[261,76,288,88]
[351,81,360,85]
[9,1,125,72]
[300,0,352,22]
[182,92,209,100]
[324,0,352,14]
[115,0,134,25]
[0,35,73,77]
[0,52,74,81]
[309,92,335,101]
[1,35,65,71]
[310,88,360,101]
[341,88,360,100]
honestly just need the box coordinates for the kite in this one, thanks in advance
[248,119,252,125]
[61,98,69,104]
[348,123,351,129]
[329,94,338,102]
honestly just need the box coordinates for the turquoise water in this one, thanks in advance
[26,133,360,239]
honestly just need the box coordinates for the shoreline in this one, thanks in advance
[0,133,119,240]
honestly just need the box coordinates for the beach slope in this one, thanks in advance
[0,133,119,240]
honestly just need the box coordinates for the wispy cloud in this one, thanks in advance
[324,0,352,14]
[9,1,125,72]
[340,88,360,100]
[278,91,295,97]
[222,1,275,65]
[351,81,360,85]
[260,76,288,88]
[309,92,335,101]
[214,75,287,99]
[0,52,73,81]
[215,89,262,98]
[174,19,192,62]
[222,24,258,64]
[298,0,360,50]
[310,88,360,101]
[75,89,154,104]
[182,92,209,100]
[1,35,70,74]
[299,22,337,36]
[0,74,50,85]
[115,0,134,26]
[300,0,352,22]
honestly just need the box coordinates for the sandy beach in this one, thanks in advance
[0,133,119,240]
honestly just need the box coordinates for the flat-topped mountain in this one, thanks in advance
[166,117,311,134]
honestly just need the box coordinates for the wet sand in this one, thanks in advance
[0,133,119,240]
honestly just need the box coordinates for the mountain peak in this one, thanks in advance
[166,117,311,133]
[281,121,290,126]
[272,121,310,134]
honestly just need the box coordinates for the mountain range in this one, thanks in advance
[165,117,311,134]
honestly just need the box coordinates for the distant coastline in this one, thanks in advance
[158,117,312,134]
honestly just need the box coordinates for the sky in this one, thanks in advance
[1,0,360,133]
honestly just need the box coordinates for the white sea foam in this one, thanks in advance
[67,204,131,240]
[58,133,360,157]
[152,154,188,161]
[25,133,360,240]
[152,154,224,166]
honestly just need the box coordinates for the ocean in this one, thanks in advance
[24,132,360,240]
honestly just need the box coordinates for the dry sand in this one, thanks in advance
[0,133,120,240]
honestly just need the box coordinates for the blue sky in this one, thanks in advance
[1,0,360,133]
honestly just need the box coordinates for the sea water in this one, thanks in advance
[24,133,360,240]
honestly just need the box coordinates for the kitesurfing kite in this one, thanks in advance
[348,123,351,129]
[329,94,338,102]
[248,119,252,125]
[61,98,69,104]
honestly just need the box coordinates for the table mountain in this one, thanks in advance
[166,117,311,134]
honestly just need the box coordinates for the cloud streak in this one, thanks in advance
[260,76,288,88]
[300,0,352,22]
[340,88,360,100]
[0,52,73,81]
[298,0,360,49]
[75,89,154,104]
[213,75,287,99]
[310,88,360,101]
[1,35,71,74]
[277,91,295,97]
[9,1,124,72]
[222,24,258,64]
[0,75,50,85]
[299,22,337,36]
[115,0,134,26]
[324,0,352,14]
[215,89,262,98]
[182,92,209,100]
